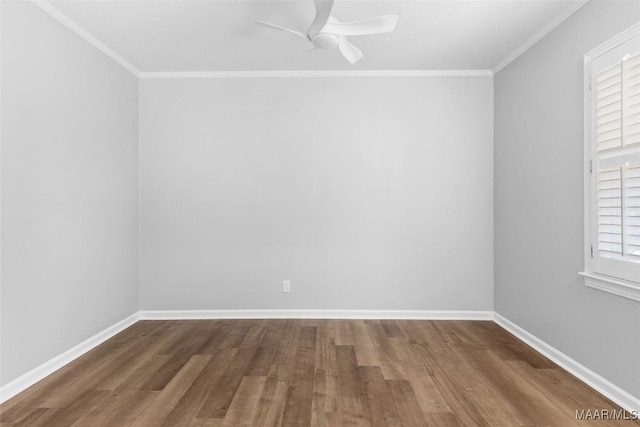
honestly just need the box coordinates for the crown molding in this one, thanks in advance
[29,0,591,80]
[139,69,493,79]
[30,0,141,77]
[492,0,589,75]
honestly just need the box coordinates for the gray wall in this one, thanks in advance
[139,77,494,311]
[1,2,139,386]
[494,1,640,398]
[9,0,637,404]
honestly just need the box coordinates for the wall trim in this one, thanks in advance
[138,70,493,79]
[2,310,639,414]
[493,312,640,414]
[30,1,141,77]
[492,0,589,74]
[28,0,591,78]
[579,272,640,303]
[139,309,494,320]
[0,312,140,404]
[584,21,640,59]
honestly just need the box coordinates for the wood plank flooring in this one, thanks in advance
[1,320,637,426]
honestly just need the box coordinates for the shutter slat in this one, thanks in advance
[600,242,622,253]
[625,84,640,97]
[598,91,622,105]
[598,99,622,114]
[625,122,640,136]
[599,110,622,123]
[598,141,623,152]
[599,77,622,92]
[598,88,622,102]
[600,224,622,233]
[598,62,621,81]
[596,51,640,266]
[623,245,640,257]
[599,120,622,134]
[624,52,640,67]
[627,188,640,197]
[599,116,622,128]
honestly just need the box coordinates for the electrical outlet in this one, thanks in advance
[283,280,291,293]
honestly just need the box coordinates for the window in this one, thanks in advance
[582,24,640,302]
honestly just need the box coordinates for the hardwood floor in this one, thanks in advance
[1,319,637,426]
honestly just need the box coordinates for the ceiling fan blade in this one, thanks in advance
[338,37,364,64]
[254,21,308,41]
[321,15,398,36]
[307,0,335,38]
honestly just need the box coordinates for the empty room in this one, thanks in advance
[1,0,640,425]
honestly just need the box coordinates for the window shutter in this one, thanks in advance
[623,53,640,146]
[596,52,640,267]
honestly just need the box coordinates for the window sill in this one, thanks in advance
[579,272,640,302]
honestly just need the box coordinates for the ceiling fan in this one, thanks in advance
[255,0,398,64]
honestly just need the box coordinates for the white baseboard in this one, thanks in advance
[0,312,140,404]
[493,312,640,414]
[3,309,638,416]
[138,309,494,321]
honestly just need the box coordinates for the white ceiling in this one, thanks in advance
[47,0,585,73]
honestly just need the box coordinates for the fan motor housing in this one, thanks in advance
[312,33,339,50]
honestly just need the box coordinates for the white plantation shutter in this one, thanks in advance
[591,36,640,283]
[597,166,640,258]
[624,54,640,146]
